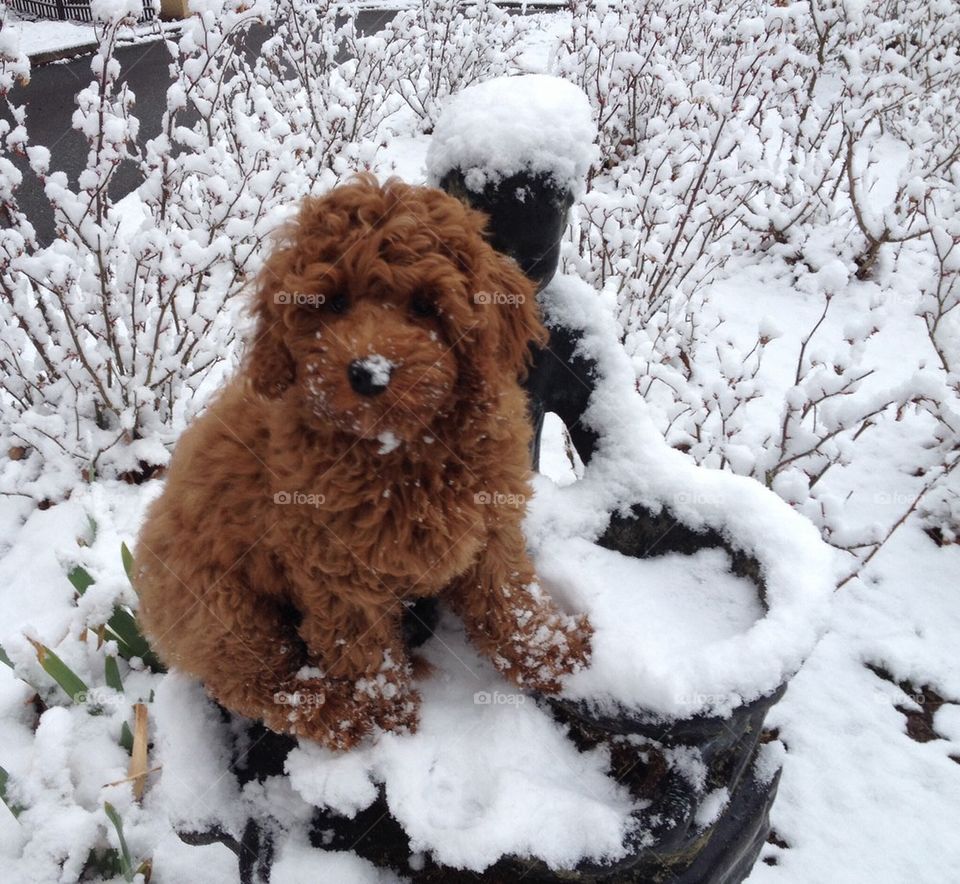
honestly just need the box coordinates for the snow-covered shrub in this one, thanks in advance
[917,205,960,376]
[554,0,796,479]
[919,474,960,547]
[0,8,29,216]
[914,213,960,545]
[1,9,167,497]
[380,0,527,131]
[556,0,785,350]
[740,2,849,251]
[552,0,960,570]
[0,3,278,498]
[794,0,960,278]
[249,0,398,175]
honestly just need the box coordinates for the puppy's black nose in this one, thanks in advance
[348,359,391,396]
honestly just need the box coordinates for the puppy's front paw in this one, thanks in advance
[497,610,593,695]
[276,673,421,750]
[368,684,421,737]
[270,677,369,750]
[353,659,421,736]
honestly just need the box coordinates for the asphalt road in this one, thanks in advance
[7,10,397,244]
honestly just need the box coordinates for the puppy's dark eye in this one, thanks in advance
[328,294,349,314]
[411,296,437,318]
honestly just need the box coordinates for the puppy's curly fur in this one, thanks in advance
[134,175,592,750]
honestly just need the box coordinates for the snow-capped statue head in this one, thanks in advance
[426,74,597,198]
[428,75,596,291]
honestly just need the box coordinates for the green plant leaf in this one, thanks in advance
[0,765,24,819]
[107,609,148,658]
[0,643,12,669]
[67,565,95,596]
[121,542,135,585]
[107,608,164,673]
[66,549,162,672]
[104,802,135,882]
[120,721,134,754]
[82,848,123,879]
[105,656,123,692]
[27,639,90,707]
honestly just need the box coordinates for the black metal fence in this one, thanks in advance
[8,0,156,24]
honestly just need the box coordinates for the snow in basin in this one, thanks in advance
[426,74,597,196]
[539,540,763,660]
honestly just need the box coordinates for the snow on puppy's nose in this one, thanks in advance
[348,354,393,397]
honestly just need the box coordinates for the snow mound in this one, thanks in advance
[526,274,837,719]
[283,618,634,872]
[426,74,596,196]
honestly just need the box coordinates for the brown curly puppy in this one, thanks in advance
[134,175,592,750]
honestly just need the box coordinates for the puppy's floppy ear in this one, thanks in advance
[478,250,548,380]
[246,250,296,398]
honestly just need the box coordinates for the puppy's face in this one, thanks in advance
[278,259,462,441]
[248,176,545,443]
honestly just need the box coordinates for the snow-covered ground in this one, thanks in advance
[2,8,172,59]
[1,1,959,882]
[4,17,97,57]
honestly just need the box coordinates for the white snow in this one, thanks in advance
[3,8,170,58]
[358,354,394,388]
[89,0,144,23]
[539,543,764,697]
[426,74,597,196]
[377,431,400,455]
[5,19,95,57]
[271,840,397,884]
[284,614,635,872]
